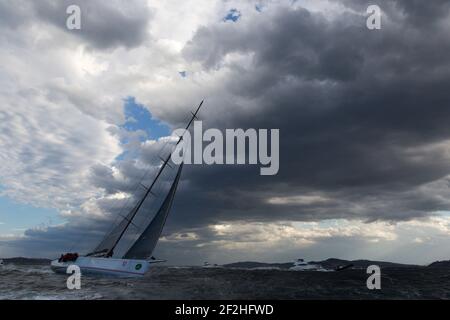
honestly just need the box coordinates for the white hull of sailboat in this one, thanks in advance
[50,257,151,278]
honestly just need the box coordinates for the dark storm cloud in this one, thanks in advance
[3,219,111,258]
[33,0,152,49]
[65,0,450,232]
[344,0,450,28]
[170,1,450,226]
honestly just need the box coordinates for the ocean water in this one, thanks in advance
[1,264,450,300]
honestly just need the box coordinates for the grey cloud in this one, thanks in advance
[183,8,366,82]
[32,0,152,49]
[173,1,450,225]
[344,0,450,28]
[2,219,110,258]
[4,1,450,263]
[0,0,32,29]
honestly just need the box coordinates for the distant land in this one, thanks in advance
[1,257,51,265]
[1,257,449,269]
[308,258,420,269]
[223,261,295,269]
[428,260,450,268]
[223,258,448,270]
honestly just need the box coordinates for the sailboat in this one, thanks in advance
[51,101,204,277]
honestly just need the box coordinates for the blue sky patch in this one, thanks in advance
[0,194,62,236]
[117,97,171,161]
[223,9,242,22]
[179,71,187,78]
[122,97,170,142]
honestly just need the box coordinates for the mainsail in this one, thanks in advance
[86,101,203,259]
[124,163,183,259]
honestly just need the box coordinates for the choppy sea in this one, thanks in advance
[1,264,450,300]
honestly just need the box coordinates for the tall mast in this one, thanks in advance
[106,101,204,257]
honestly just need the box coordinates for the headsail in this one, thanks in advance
[123,163,183,259]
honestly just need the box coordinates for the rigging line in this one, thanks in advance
[106,159,167,257]
[106,133,179,233]
[106,100,204,257]
[107,149,177,256]
[177,100,204,147]
[86,178,143,254]
[74,134,177,255]
[86,111,182,254]
[122,163,179,253]
[83,163,153,254]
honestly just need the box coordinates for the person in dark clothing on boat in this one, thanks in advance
[59,253,79,262]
